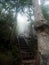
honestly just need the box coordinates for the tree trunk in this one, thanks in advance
[32,0,49,55]
[32,0,47,27]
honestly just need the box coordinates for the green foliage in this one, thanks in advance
[41,3,49,21]
[0,12,14,41]
[0,4,19,65]
[0,0,32,12]
[0,0,35,65]
[0,49,20,65]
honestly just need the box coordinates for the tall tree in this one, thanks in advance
[32,0,47,27]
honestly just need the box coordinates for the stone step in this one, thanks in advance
[22,59,35,65]
[20,51,35,60]
[21,53,40,65]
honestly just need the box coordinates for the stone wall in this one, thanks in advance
[35,24,49,65]
[38,31,49,54]
[35,24,49,54]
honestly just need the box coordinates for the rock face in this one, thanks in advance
[35,24,49,65]
[38,32,49,65]
[35,24,49,54]
[38,31,49,54]
[40,53,49,65]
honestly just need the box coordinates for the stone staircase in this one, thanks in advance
[16,36,39,65]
